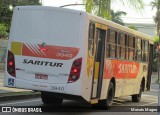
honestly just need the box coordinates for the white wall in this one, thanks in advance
[125,23,156,37]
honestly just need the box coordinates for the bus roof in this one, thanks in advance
[15,6,82,14]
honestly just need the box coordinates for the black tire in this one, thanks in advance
[92,82,114,109]
[132,83,142,102]
[41,92,63,105]
[106,82,114,109]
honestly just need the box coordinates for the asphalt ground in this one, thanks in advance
[0,71,40,101]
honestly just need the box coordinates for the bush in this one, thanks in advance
[155,78,159,84]
[0,24,8,38]
[128,25,138,30]
[153,36,159,72]
[0,63,4,71]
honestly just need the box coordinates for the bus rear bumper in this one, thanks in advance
[4,77,83,100]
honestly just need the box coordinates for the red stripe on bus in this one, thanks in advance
[22,43,79,60]
[103,60,140,79]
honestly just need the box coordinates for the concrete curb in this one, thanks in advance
[0,92,41,102]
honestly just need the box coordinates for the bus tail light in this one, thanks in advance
[68,58,82,83]
[7,50,16,77]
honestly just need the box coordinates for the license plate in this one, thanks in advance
[35,74,48,80]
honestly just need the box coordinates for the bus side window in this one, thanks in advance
[142,40,149,62]
[145,41,149,61]
[88,22,95,57]
[125,34,129,60]
[107,29,117,58]
[117,32,125,60]
[128,35,135,61]
[142,40,145,62]
[135,38,142,61]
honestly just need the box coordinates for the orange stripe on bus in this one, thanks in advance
[22,44,79,60]
[11,42,79,60]
[103,60,140,79]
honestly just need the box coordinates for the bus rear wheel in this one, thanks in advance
[105,82,114,109]
[132,83,142,102]
[92,82,114,109]
[41,92,63,105]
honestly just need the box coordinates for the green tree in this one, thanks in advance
[0,0,41,38]
[0,24,8,38]
[111,10,126,25]
[150,0,160,36]
[128,25,138,30]
[0,0,13,31]
[151,0,158,10]
[85,0,111,19]
[83,0,144,20]
[150,0,160,71]
[153,36,159,71]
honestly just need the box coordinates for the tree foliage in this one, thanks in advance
[85,0,93,13]
[119,0,144,11]
[150,0,160,10]
[83,0,111,19]
[154,36,159,43]
[128,25,138,30]
[0,0,41,38]
[111,10,126,25]
[153,36,159,71]
[83,0,144,20]
[150,0,160,71]
[150,0,160,36]
[0,24,8,38]
[0,0,13,31]
[150,0,159,24]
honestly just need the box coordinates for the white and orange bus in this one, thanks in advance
[4,6,153,108]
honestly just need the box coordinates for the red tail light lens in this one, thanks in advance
[73,68,78,73]
[9,61,13,66]
[68,58,82,83]
[7,50,16,77]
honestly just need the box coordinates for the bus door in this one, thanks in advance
[91,23,107,99]
[146,43,153,90]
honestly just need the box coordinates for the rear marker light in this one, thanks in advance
[9,61,13,66]
[73,68,78,73]
[7,50,16,77]
[68,58,82,83]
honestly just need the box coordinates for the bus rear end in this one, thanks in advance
[4,6,86,104]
